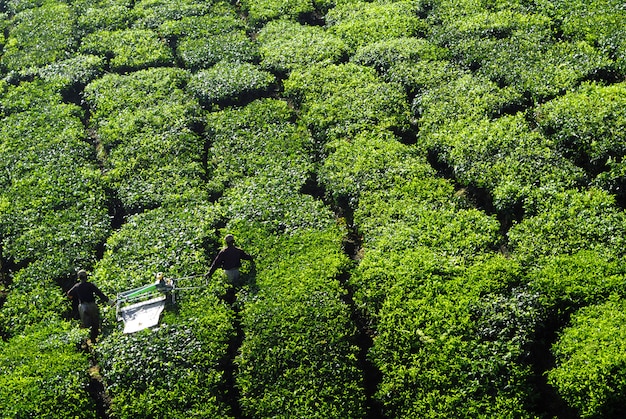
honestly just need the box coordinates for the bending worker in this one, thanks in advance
[206,234,253,287]
[67,269,111,342]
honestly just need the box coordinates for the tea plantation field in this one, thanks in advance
[1,0,626,417]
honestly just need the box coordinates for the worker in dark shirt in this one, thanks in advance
[206,234,253,287]
[67,269,111,342]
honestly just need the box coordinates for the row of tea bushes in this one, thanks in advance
[0,79,110,335]
[92,202,236,418]
[203,97,366,416]
[81,56,240,416]
[83,67,206,212]
[411,1,626,415]
[318,128,536,416]
[0,320,97,418]
[0,79,110,416]
[233,223,366,418]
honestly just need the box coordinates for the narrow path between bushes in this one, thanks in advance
[303,171,387,417]
[80,341,111,419]
[219,290,246,418]
[340,229,387,419]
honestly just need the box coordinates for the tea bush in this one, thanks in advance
[352,37,448,74]
[94,203,221,294]
[349,245,456,321]
[84,68,206,211]
[159,6,243,42]
[355,193,500,258]
[549,0,626,47]
[528,250,626,310]
[3,0,46,14]
[221,173,335,234]
[133,0,213,28]
[283,62,410,140]
[350,193,501,322]
[104,123,206,210]
[319,128,450,208]
[0,263,67,336]
[430,1,613,101]
[370,255,538,418]
[440,114,583,213]
[415,72,525,138]
[80,28,174,71]
[73,0,137,37]
[534,81,626,188]
[188,61,275,108]
[432,7,552,46]
[549,298,626,418]
[326,0,428,52]
[177,30,259,71]
[257,19,348,73]
[1,2,77,73]
[235,224,366,418]
[93,201,235,417]
[239,0,316,26]
[204,98,313,192]
[0,84,109,336]
[0,13,7,49]
[478,37,611,101]
[385,59,465,98]
[0,320,96,418]
[35,54,105,88]
[97,304,234,418]
[84,66,192,118]
[203,97,333,233]
[508,188,626,265]
[0,77,63,118]
[0,99,110,273]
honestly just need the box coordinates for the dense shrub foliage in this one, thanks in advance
[234,224,366,418]
[80,28,174,71]
[284,62,410,140]
[0,81,110,335]
[189,61,275,108]
[97,299,234,418]
[3,0,626,417]
[326,1,428,52]
[549,298,626,418]
[1,2,77,74]
[258,20,348,73]
[84,67,206,211]
[0,321,96,418]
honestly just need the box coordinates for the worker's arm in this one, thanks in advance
[241,249,253,261]
[206,250,224,277]
[93,284,110,304]
[66,283,78,299]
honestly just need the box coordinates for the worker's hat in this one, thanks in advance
[225,234,235,244]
